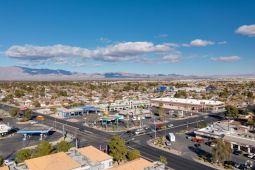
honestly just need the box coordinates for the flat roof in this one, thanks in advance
[58,107,83,112]
[109,158,153,170]
[224,135,255,147]
[151,97,224,106]
[17,125,52,134]
[25,152,80,170]
[78,145,112,162]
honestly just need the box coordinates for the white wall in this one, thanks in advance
[101,159,113,170]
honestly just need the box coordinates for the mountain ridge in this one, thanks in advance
[0,66,254,80]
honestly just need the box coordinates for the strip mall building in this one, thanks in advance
[151,97,225,113]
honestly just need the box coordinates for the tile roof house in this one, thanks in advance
[78,146,113,170]
[25,152,80,170]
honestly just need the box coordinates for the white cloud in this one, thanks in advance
[99,37,111,43]
[189,39,214,47]
[5,44,91,60]
[5,42,172,62]
[162,52,181,63]
[217,41,227,45]
[53,57,68,65]
[236,24,255,37]
[93,63,103,67]
[210,56,240,62]
[180,39,225,47]
[155,34,169,38]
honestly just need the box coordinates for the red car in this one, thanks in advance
[191,137,205,143]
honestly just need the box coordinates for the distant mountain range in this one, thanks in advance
[0,66,254,80]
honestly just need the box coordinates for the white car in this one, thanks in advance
[29,120,38,124]
[247,153,255,159]
[132,117,137,121]
[165,140,172,146]
[4,159,15,166]
[135,128,145,135]
[167,124,174,128]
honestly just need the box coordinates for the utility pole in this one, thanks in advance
[62,124,65,138]
[75,137,78,148]
[154,117,156,139]
[127,114,129,129]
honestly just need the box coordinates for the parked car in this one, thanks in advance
[165,140,172,146]
[186,136,192,140]
[211,143,216,147]
[205,141,211,146]
[224,160,235,166]
[194,143,201,147]
[233,150,242,155]
[134,128,145,135]
[247,153,255,159]
[191,137,205,143]
[4,159,15,166]
[167,123,174,128]
[234,162,241,168]
[29,120,38,124]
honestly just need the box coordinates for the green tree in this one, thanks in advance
[24,109,32,120]
[127,149,141,161]
[33,141,52,158]
[108,136,128,164]
[2,94,14,102]
[14,89,25,98]
[9,107,19,117]
[225,105,239,118]
[174,90,187,98]
[15,149,32,163]
[212,139,231,164]
[33,100,41,108]
[58,91,67,97]
[159,155,168,165]
[247,118,255,130]
[247,91,253,98]
[0,155,4,166]
[55,141,72,152]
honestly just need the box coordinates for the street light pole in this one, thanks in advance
[154,117,156,139]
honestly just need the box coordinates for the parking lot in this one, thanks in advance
[165,133,254,169]
[0,117,62,160]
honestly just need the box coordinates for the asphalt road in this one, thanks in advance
[37,110,221,170]
[0,103,220,170]
[124,115,221,170]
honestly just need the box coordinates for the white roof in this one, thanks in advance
[0,124,12,133]
[151,97,224,106]
[57,107,83,113]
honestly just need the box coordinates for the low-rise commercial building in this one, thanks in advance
[194,121,255,154]
[151,97,225,113]
[99,100,150,112]
[57,108,84,119]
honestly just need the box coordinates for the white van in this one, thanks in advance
[168,133,176,142]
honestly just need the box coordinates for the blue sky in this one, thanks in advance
[0,0,255,75]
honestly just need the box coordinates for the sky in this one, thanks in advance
[0,0,255,75]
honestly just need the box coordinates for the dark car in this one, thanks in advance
[194,143,201,147]
[233,150,242,155]
[205,141,212,146]
[224,160,235,166]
